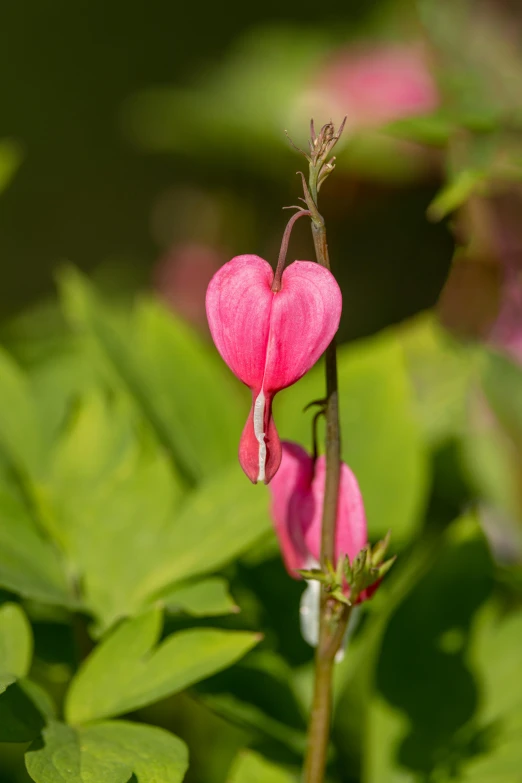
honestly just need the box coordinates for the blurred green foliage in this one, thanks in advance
[2,0,522,781]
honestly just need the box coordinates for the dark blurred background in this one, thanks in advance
[0,0,454,341]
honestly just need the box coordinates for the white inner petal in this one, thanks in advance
[253,389,266,483]
[300,578,321,650]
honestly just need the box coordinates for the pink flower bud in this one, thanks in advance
[206,255,342,483]
[269,441,375,603]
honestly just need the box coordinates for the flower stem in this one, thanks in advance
[272,209,311,292]
[300,120,348,783]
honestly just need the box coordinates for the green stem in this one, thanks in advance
[303,173,346,783]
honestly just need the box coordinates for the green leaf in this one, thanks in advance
[0,602,49,742]
[65,607,259,724]
[364,515,495,783]
[0,487,72,606]
[152,578,239,617]
[0,680,46,742]
[0,603,50,742]
[461,387,521,520]
[202,694,306,756]
[134,462,272,602]
[461,351,522,521]
[227,750,296,783]
[0,345,45,477]
[25,720,188,783]
[0,602,32,678]
[275,329,429,543]
[457,605,522,781]
[47,392,268,631]
[0,138,23,196]
[399,313,477,446]
[47,392,183,630]
[58,268,245,483]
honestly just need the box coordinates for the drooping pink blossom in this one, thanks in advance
[206,255,342,484]
[269,441,376,603]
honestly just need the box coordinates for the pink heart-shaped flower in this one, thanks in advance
[269,441,377,603]
[206,255,342,483]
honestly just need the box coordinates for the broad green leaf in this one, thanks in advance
[47,392,183,630]
[28,344,100,453]
[399,313,477,446]
[461,351,522,521]
[153,578,238,617]
[461,387,521,520]
[0,487,72,606]
[0,346,45,477]
[0,139,23,196]
[227,750,296,783]
[364,515,494,783]
[275,329,429,542]
[197,650,307,754]
[0,602,32,678]
[66,607,259,724]
[0,680,46,742]
[202,694,306,755]
[134,462,272,602]
[457,603,522,781]
[0,602,48,742]
[47,393,268,631]
[25,719,188,783]
[58,268,245,483]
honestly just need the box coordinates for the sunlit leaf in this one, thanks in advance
[227,750,296,783]
[25,720,188,783]
[152,578,239,617]
[0,487,72,607]
[0,602,32,679]
[364,515,495,782]
[0,603,46,742]
[65,607,259,724]
[134,462,272,602]
[58,267,245,484]
[275,329,429,543]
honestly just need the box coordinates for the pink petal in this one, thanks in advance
[263,261,342,394]
[206,256,342,484]
[239,393,281,484]
[206,255,273,391]
[268,442,316,575]
[304,455,368,565]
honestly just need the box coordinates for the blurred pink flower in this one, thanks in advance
[206,255,342,484]
[269,441,378,603]
[153,242,225,330]
[305,43,439,129]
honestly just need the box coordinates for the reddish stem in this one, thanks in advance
[271,210,312,292]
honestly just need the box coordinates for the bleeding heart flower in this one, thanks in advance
[268,441,369,591]
[206,255,342,483]
[268,441,377,655]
